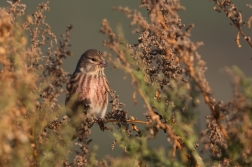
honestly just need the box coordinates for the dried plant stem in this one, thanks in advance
[105,119,149,125]
[182,53,229,139]
[125,66,183,150]
[110,53,182,149]
[29,127,38,166]
[214,0,252,47]
[138,87,183,150]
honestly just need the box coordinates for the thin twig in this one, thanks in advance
[104,119,149,125]
[214,0,252,47]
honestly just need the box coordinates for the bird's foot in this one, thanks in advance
[97,118,105,131]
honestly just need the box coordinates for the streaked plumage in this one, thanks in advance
[65,49,109,122]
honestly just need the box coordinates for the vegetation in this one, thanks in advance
[0,0,251,166]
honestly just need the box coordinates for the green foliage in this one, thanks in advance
[0,0,251,167]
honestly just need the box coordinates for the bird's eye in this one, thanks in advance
[91,58,96,62]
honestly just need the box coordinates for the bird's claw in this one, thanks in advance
[97,118,105,131]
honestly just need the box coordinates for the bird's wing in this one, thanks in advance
[65,72,80,105]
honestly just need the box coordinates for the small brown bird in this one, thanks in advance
[65,49,109,127]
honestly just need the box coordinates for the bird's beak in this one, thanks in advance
[99,60,107,67]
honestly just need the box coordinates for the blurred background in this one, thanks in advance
[0,0,251,160]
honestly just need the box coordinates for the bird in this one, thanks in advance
[65,49,109,128]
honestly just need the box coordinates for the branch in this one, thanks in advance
[214,0,252,47]
[104,119,149,125]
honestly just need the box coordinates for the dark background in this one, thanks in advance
[0,0,251,160]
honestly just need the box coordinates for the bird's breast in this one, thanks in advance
[78,74,108,118]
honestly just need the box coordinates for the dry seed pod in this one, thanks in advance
[235,32,241,48]
[111,140,117,150]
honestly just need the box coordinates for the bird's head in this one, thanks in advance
[75,49,107,74]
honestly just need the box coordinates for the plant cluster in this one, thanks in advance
[0,0,251,167]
